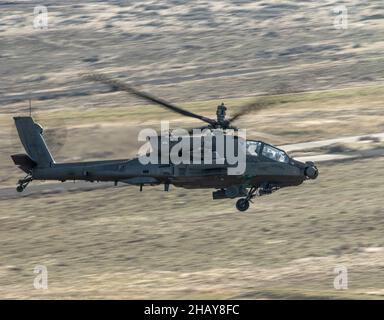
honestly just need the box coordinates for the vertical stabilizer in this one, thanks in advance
[13,116,55,167]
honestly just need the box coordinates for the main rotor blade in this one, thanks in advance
[84,73,217,126]
[227,98,275,124]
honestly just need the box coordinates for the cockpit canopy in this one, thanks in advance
[246,140,289,163]
[245,140,262,156]
[262,144,289,163]
[139,136,290,164]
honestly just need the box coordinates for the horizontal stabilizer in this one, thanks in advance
[11,153,37,173]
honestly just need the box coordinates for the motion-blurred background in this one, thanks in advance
[0,0,383,299]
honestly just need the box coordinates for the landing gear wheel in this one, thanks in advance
[16,175,32,193]
[236,198,250,212]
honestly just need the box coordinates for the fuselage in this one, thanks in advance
[30,140,314,190]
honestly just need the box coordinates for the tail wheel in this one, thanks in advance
[236,198,250,212]
[16,174,32,193]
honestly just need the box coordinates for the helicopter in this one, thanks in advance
[11,73,318,212]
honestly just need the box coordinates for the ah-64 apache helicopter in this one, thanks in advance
[11,73,318,212]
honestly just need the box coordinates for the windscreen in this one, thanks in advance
[262,144,289,163]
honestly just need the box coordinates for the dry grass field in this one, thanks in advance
[0,157,383,299]
[0,84,383,299]
[0,0,383,299]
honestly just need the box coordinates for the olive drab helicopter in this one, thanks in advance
[11,73,318,212]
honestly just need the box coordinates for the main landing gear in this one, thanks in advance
[236,186,257,212]
[16,175,32,192]
[235,184,279,212]
[235,198,250,212]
